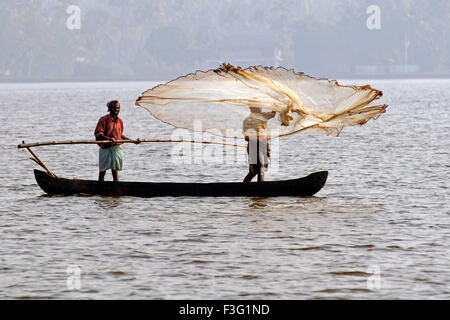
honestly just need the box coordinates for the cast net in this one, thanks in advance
[136,63,387,139]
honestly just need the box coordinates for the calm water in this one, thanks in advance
[0,79,449,299]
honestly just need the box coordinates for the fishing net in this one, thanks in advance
[136,63,387,139]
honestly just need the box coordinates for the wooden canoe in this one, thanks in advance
[33,169,328,197]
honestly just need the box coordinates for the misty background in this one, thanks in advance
[1,0,449,82]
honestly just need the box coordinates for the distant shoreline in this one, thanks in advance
[1,73,450,84]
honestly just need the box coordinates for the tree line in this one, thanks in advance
[1,0,449,81]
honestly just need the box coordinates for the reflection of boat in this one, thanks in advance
[34,169,328,198]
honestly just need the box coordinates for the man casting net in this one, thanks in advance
[135,63,387,139]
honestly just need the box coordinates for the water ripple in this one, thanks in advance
[1,80,450,299]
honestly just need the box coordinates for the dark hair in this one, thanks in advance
[106,100,120,110]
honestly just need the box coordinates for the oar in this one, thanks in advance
[18,141,57,177]
[24,146,57,177]
[18,139,246,149]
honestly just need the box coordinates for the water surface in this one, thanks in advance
[0,79,449,299]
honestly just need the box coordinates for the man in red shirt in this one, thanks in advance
[94,100,140,181]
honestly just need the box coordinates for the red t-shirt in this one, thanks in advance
[94,114,124,145]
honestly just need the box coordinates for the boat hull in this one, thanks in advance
[33,169,328,197]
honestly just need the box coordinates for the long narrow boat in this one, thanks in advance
[33,169,328,197]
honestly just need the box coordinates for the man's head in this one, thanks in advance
[107,100,120,118]
[249,106,261,113]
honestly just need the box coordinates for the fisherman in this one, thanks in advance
[94,100,141,181]
[243,106,276,183]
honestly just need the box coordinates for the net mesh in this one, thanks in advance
[136,63,387,139]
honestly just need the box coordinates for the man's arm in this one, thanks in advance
[96,133,113,141]
[95,133,115,147]
[262,110,277,120]
[121,134,141,144]
[94,117,115,146]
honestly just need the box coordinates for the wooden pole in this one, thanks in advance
[24,146,57,178]
[18,139,246,149]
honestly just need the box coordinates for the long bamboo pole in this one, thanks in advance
[18,139,246,149]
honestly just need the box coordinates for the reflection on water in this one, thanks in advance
[94,197,123,211]
[248,197,270,209]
